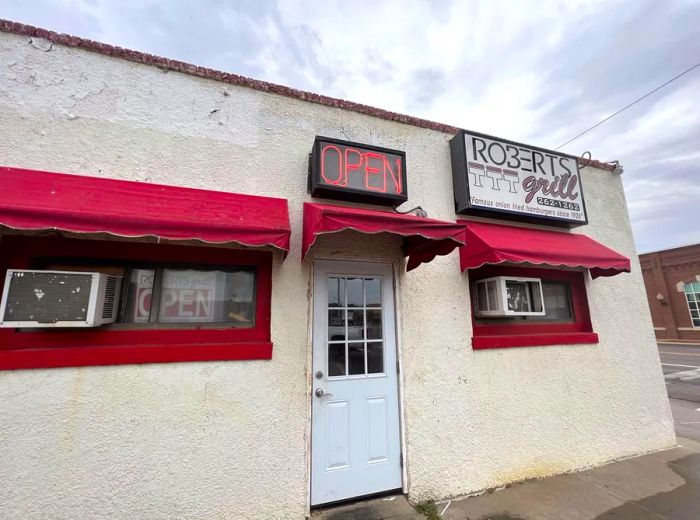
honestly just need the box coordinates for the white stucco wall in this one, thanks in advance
[0,31,675,519]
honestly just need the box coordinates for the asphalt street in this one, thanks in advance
[659,342,700,443]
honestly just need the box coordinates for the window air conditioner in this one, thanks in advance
[0,270,122,328]
[474,276,546,317]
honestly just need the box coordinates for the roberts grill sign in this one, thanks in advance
[450,130,587,227]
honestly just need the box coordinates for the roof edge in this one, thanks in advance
[0,18,614,172]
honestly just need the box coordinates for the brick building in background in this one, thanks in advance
[640,243,700,342]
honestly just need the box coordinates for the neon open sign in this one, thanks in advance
[309,136,408,206]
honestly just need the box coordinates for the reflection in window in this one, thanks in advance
[684,281,700,328]
[121,268,255,326]
[326,275,385,377]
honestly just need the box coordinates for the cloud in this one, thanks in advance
[2,0,699,252]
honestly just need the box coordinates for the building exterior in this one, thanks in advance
[0,20,675,520]
[640,243,700,342]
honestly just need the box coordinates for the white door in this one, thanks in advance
[311,260,402,506]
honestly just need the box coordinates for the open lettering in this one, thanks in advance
[320,144,403,195]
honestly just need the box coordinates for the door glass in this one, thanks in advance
[365,278,381,307]
[347,309,364,340]
[328,343,346,376]
[328,309,346,341]
[348,344,365,375]
[328,277,344,307]
[366,309,382,339]
[346,277,363,307]
[326,275,386,378]
[367,342,384,374]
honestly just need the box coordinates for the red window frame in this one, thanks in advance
[0,235,273,370]
[469,265,598,349]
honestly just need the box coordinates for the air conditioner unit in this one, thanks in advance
[0,270,122,328]
[474,276,546,317]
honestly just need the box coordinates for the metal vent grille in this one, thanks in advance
[102,276,119,319]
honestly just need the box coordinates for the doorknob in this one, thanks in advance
[315,388,333,398]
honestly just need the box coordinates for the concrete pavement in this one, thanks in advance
[659,343,700,403]
[312,344,700,519]
[314,434,700,519]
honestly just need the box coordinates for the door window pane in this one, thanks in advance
[366,309,382,339]
[348,344,365,375]
[365,278,381,307]
[157,269,255,325]
[328,277,344,307]
[328,309,346,341]
[346,309,364,340]
[367,342,384,374]
[328,343,346,376]
[346,277,363,307]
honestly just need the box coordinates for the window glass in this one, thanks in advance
[326,274,386,378]
[346,309,364,340]
[348,344,365,375]
[346,277,363,307]
[367,342,384,374]
[328,277,344,307]
[475,278,572,322]
[122,269,155,323]
[328,310,346,340]
[365,278,381,307]
[476,282,488,311]
[328,343,346,376]
[119,267,255,327]
[684,282,700,329]
[156,269,255,325]
[540,282,573,321]
[486,280,498,310]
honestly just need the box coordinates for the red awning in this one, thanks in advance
[0,166,291,255]
[303,202,466,271]
[458,220,631,278]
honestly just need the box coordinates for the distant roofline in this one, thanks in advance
[639,242,700,256]
[0,18,615,171]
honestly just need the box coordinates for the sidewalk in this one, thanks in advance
[312,437,700,520]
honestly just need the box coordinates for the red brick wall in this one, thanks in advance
[640,244,700,342]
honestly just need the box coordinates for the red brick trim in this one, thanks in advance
[0,18,614,172]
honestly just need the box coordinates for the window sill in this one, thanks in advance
[0,341,273,370]
[472,332,599,350]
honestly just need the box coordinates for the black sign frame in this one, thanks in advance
[450,129,589,228]
[308,136,408,206]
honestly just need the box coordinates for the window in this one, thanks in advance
[0,235,273,370]
[474,276,545,317]
[469,265,597,349]
[326,276,384,377]
[120,268,256,327]
[684,281,700,328]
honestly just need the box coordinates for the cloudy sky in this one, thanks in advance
[3,0,699,252]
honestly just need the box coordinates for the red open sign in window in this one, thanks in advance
[309,136,408,206]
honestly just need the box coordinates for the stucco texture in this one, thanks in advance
[0,32,675,519]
